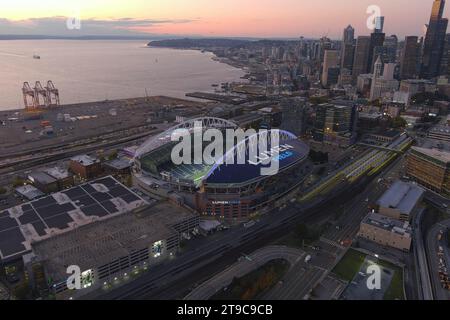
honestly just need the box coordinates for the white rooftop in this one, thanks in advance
[70,154,99,166]
[377,180,424,216]
[364,212,412,237]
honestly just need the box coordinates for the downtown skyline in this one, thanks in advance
[0,0,450,39]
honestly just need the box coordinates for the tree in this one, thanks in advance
[390,116,407,129]
[0,186,7,194]
[411,92,449,106]
[108,150,118,160]
[309,96,329,105]
[12,280,31,300]
[12,177,25,188]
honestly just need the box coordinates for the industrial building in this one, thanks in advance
[358,212,412,252]
[25,202,199,299]
[43,167,75,190]
[1,176,199,299]
[28,167,74,194]
[1,176,148,263]
[103,158,132,175]
[428,125,450,142]
[15,185,45,201]
[69,155,102,180]
[376,180,424,221]
[365,130,402,144]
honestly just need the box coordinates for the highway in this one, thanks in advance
[413,208,434,300]
[425,219,450,300]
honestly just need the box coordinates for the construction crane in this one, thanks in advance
[33,81,50,108]
[45,80,60,106]
[22,82,36,110]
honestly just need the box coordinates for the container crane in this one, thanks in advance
[22,82,36,110]
[45,80,60,106]
[34,81,50,108]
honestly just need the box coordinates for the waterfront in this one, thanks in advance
[0,40,246,110]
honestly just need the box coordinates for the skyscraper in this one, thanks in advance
[343,25,355,44]
[374,16,385,34]
[352,36,371,81]
[384,35,399,63]
[400,36,421,79]
[341,25,355,72]
[368,32,386,73]
[421,0,449,79]
[322,50,339,87]
[439,33,450,76]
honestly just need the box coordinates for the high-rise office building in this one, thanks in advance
[400,36,421,79]
[322,50,339,87]
[280,98,307,136]
[318,36,332,63]
[343,25,355,44]
[341,25,355,73]
[421,0,449,79]
[384,35,398,63]
[314,103,357,141]
[368,32,386,73]
[374,16,385,34]
[352,36,371,81]
[439,33,450,76]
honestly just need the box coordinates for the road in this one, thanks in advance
[425,219,450,300]
[322,153,407,246]
[413,208,434,300]
[184,246,305,300]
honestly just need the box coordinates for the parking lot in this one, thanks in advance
[340,257,394,300]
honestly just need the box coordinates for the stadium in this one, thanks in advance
[133,117,311,223]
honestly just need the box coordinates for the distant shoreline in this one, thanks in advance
[147,39,250,77]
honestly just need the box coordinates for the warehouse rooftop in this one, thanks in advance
[32,202,197,280]
[377,180,424,216]
[0,176,147,262]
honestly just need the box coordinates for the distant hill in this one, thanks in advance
[148,38,253,49]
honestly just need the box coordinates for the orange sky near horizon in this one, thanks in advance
[1,0,449,38]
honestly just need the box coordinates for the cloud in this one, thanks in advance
[0,16,195,36]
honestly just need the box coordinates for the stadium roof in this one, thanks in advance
[205,131,309,186]
[135,117,238,159]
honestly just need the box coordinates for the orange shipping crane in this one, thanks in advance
[45,80,60,106]
[34,81,50,108]
[22,82,36,110]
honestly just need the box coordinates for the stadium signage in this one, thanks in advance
[171,121,295,176]
[248,144,294,165]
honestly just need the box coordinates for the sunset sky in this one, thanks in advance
[1,0,449,39]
